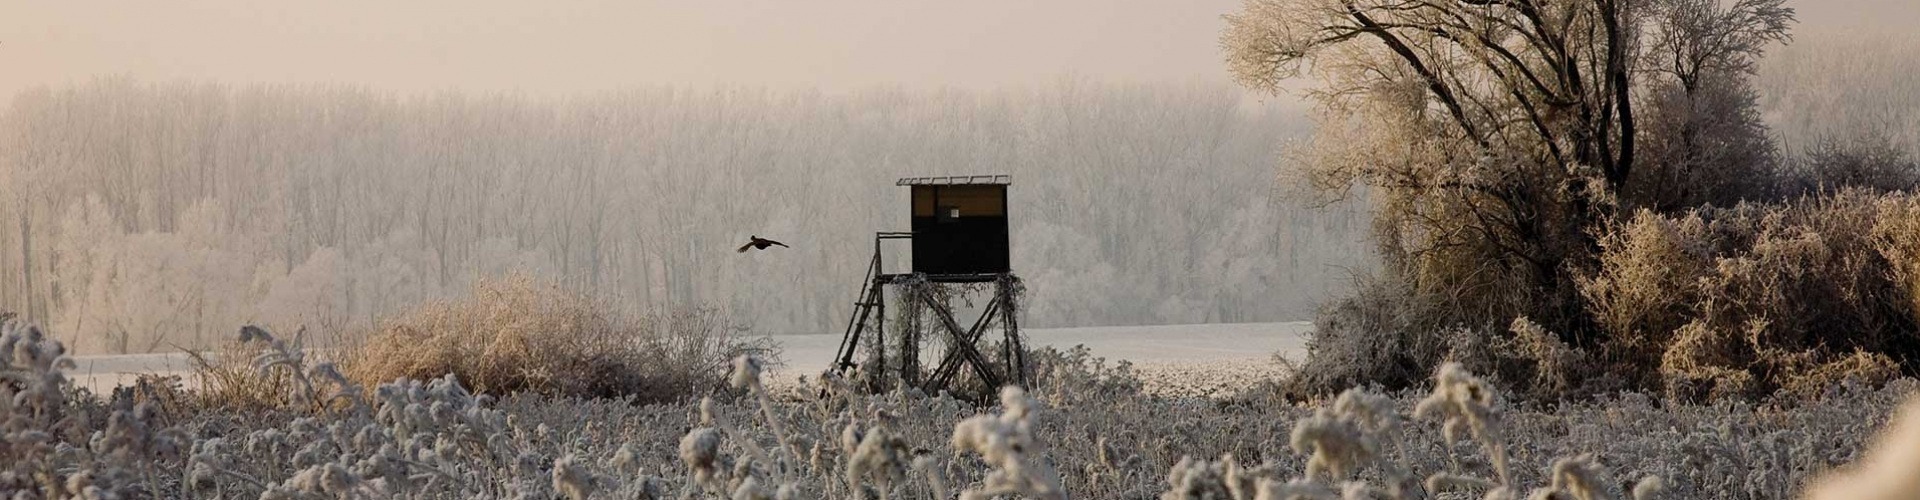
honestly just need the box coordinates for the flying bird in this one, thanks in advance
[737,235,790,253]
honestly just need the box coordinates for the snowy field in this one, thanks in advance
[66,321,1311,394]
[40,319,1915,498]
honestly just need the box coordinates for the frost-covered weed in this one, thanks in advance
[950,386,1068,499]
[1415,362,1512,487]
[1,320,1917,499]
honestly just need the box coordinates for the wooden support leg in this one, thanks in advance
[999,278,1026,387]
[924,287,1001,390]
[927,297,999,390]
[901,285,920,386]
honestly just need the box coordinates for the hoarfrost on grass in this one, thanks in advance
[0,322,1914,499]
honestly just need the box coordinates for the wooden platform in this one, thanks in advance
[876,273,1007,284]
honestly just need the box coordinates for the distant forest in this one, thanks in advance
[1758,33,1920,157]
[0,80,1372,352]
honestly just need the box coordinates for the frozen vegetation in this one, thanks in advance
[3,318,1919,499]
[1218,0,1920,403]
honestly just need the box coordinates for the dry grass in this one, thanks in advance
[186,341,308,412]
[1281,276,1457,398]
[1295,189,1920,402]
[1587,190,1920,400]
[341,275,767,403]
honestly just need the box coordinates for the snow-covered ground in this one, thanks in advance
[66,321,1312,393]
[767,321,1309,370]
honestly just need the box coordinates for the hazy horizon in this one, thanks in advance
[2,0,1248,101]
[5,0,1915,103]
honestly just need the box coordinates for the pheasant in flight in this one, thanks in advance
[737,235,790,253]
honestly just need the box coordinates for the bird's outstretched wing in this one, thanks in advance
[737,242,754,253]
[767,239,789,248]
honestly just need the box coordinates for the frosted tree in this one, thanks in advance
[1629,0,1794,210]
[1223,0,1798,339]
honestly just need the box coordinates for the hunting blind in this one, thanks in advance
[831,175,1028,397]
[907,176,1011,276]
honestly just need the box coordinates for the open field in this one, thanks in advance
[9,318,1913,499]
[66,322,1312,394]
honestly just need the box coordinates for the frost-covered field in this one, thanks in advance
[66,322,1312,395]
[7,321,1917,499]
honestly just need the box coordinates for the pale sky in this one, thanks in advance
[2,0,1915,101]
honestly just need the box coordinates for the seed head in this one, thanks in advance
[731,355,764,390]
[552,455,597,500]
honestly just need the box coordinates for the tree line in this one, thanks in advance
[0,80,1371,353]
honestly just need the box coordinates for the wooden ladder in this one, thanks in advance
[831,252,884,375]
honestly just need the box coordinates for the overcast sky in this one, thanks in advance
[3,0,1915,101]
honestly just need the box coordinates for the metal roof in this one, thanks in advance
[896,174,1012,186]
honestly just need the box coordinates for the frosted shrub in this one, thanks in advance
[1289,406,1373,483]
[347,275,765,401]
[1501,317,1588,399]
[1153,363,1682,500]
[1525,454,1612,500]
[845,414,911,495]
[1581,193,1920,400]
[553,455,599,500]
[668,355,826,498]
[1288,191,1920,402]
[1029,345,1145,405]
[733,355,804,473]
[951,386,1068,500]
[1415,362,1511,487]
[1159,454,1289,500]
[240,325,365,415]
[0,318,80,493]
[680,426,727,492]
[1,319,72,416]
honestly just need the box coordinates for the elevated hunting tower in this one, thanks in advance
[908,177,1011,275]
[831,175,1028,395]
